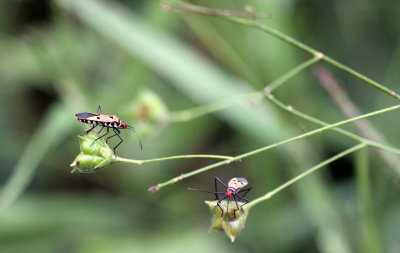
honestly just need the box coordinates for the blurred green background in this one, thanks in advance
[1,0,400,252]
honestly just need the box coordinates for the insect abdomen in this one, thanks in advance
[77,118,100,125]
[78,118,120,128]
[100,122,120,128]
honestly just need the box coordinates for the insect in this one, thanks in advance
[188,177,251,222]
[75,105,142,154]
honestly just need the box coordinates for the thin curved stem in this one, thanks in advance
[266,56,321,92]
[164,0,400,100]
[151,104,400,191]
[169,54,400,159]
[169,55,319,122]
[168,58,400,162]
[169,92,262,122]
[246,143,367,209]
[162,3,271,18]
[114,154,234,165]
[266,94,400,156]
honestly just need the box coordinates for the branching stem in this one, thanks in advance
[266,95,400,156]
[114,154,234,165]
[170,92,262,122]
[164,0,400,100]
[152,104,400,191]
[246,143,367,209]
[266,56,321,91]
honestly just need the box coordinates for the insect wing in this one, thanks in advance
[228,177,248,190]
[75,112,98,119]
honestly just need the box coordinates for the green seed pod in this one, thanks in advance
[205,200,250,242]
[127,89,169,138]
[70,132,114,173]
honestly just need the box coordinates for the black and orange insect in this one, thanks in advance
[75,105,142,154]
[188,177,251,221]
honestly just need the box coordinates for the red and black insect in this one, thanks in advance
[188,177,251,221]
[75,105,142,154]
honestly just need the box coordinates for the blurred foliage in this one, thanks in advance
[1,0,400,252]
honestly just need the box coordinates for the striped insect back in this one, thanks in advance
[75,113,124,128]
[187,177,252,224]
[75,105,142,154]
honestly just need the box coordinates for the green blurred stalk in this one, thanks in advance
[355,148,383,253]
[248,143,366,209]
[155,103,400,190]
[165,0,400,101]
[0,104,73,212]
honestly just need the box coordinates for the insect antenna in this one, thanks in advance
[187,188,225,195]
[127,125,143,151]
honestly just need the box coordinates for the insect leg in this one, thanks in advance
[226,197,230,223]
[232,195,242,218]
[80,124,96,136]
[236,195,250,203]
[216,196,228,217]
[90,127,109,147]
[236,195,251,212]
[233,195,240,210]
[97,105,104,114]
[187,188,225,195]
[215,176,227,188]
[106,128,123,154]
[237,187,252,198]
[97,125,105,134]
[214,177,222,200]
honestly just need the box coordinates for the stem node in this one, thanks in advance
[315,52,324,60]
[148,185,160,192]
[173,174,184,182]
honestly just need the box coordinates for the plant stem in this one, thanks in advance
[152,104,400,191]
[169,92,262,122]
[169,58,400,158]
[315,67,400,174]
[266,94,400,156]
[266,56,321,92]
[246,143,367,209]
[355,148,383,253]
[165,1,400,101]
[170,54,319,122]
[163,2,271,18]
[114,154,234,165]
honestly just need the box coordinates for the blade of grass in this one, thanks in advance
[0,104,73,212]
[355,148,383,253]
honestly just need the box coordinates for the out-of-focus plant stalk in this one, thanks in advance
[247,143,366,209]
[152,104,400,191]
[164,0,400,101]
[169,92,262,122]
[315,67,400,174]
[355,148,383,253]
